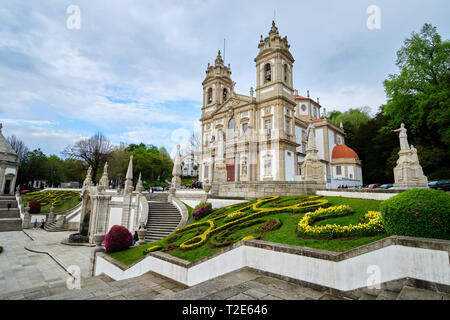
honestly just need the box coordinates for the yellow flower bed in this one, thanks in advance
[241,235,257,241]
[298,205,384,239]
[144,245,162,254]
[25,190,80,207]
[177,196,329,250]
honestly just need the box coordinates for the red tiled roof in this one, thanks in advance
[332,144,359,160]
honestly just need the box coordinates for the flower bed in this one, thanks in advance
[297,205,384,239]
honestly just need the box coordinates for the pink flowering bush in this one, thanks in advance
[380,188,450,240]
[193,202,212,220]
[105,225,133,253]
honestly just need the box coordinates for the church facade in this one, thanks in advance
[199,22,363,189]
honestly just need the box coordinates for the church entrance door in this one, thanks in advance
[226,158,235,182]
[4,180,11,195]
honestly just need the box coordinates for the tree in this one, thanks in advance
[108,144,130,188]
[61,158,86,183]
[382,23,450,177]
[46,155,64,187]
[63,132,113,183]
[328,107,372,148]
[17,149,48,188]
[6,135,29,162]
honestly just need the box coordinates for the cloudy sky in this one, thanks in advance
[1,0,449,157]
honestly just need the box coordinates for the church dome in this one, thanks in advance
[332,144,359,160]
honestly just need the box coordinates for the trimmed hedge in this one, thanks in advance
[105,225,133,253]
[380,188,450,240]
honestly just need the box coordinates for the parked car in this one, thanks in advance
[363,184,381,190]
[152,186,164,192]
[428,180,450,191]
[377,183,394,190]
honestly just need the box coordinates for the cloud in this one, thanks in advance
[1,0,449,155]
[1,123,83,155]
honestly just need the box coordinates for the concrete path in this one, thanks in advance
[0,229,93,297]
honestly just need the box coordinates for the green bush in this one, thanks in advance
[380,188,450,240]
[0,246,3,254]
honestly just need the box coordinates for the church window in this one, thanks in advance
[242,123,248,135]
[207,88,213,104]
[284,64,289,84]
[301,104,307,112]
[223,88,228,102]
[313,107,317,118]
[264,158,272,176]
[228,118,236,138]
[264,63,271,83]
[336,166,342,175]
[204,166,209,179]
[285,118,291,134]
[265,119,271,135]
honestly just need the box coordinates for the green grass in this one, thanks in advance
[21,190,81,214]
[109,195,386,265]
[183,202,194,221]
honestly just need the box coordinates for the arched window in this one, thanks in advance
[223,88,228,102]
[228,118,236,138]
[264,63,271,83]
[207,88,213,104]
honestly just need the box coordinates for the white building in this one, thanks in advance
[181,152,200,177]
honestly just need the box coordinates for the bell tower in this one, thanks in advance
[254,21,295,102]
[201,50,233,114]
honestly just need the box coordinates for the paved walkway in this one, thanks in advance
[0,230,93,297]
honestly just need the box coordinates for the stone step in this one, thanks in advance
[0,218,22,231]
[147,226,178,230]
[0,208,21,218]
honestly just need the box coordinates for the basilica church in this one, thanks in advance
[199,22,363,189]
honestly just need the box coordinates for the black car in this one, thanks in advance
[428,180,450,191]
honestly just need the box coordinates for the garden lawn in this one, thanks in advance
[110,196,386,266]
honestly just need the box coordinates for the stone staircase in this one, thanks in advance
[0,196,22,232]
[145,194,181,243]
[44,219,64,232]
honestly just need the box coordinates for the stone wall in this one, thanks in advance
[316,189,401,201]
[95,236,450,291]
[210,181,326,199]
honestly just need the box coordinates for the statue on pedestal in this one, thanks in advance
[392,123,428,189]
[301,121,325,183]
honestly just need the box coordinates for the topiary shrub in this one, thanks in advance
[104,225,133,253]
[28,200,41,214]
[193,203,212,220]
[380,188,450,240]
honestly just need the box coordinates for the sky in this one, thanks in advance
[1,0,449,157]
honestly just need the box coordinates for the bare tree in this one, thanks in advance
[63,132,113,183]
[189,131,201,154]
[6,135,29,162]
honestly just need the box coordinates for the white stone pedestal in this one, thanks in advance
[393,149,428,189]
